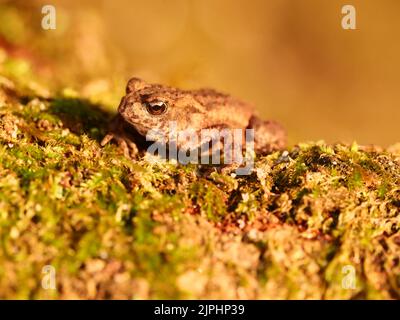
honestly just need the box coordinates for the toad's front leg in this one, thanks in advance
[101,114,139,159]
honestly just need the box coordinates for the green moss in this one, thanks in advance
[189,180,228,221]
[0,56,399,299]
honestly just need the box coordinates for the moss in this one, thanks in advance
[189,179,228,221]
[0,56,399,299]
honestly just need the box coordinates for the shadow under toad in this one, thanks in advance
[46,97,115,143]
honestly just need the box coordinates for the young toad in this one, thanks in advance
[101,78,286,159]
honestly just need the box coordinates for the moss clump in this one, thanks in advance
[0,56,399,299]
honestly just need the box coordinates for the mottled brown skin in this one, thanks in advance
[101,78,286,158]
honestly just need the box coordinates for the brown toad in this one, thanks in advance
[101,78,286,159]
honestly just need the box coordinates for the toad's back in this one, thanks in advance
[190,88,254,129]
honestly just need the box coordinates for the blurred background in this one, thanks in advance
[0,0,399,146]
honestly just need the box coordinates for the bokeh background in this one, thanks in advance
[1,0,399,146]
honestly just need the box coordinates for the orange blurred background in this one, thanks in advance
[1,0,399,146]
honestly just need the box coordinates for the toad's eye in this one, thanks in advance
[144,101,168,116]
